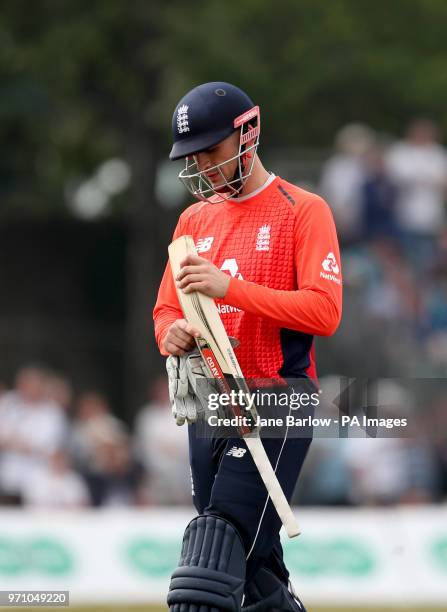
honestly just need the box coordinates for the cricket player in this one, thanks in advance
[153,82,342,611]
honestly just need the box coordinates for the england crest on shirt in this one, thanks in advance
[256,225,271,251]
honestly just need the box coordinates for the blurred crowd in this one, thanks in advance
[2,118,447,509]
[298,377,447,506]
[0,365,446,509]
[0,366,191,508]
[321,118,447,375]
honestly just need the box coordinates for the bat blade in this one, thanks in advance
[168,235,300,538]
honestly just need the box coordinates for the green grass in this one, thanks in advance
[7,606,446,612]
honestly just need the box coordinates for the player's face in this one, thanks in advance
[193,132,240,190]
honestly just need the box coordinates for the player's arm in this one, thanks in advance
[224,195,342,335]
[153,265,200,356]
[228,195,342,335]
[153,216,201,356]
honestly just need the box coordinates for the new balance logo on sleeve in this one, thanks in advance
[226,446,247,458]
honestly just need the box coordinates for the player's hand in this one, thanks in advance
[163,319,201,356]
[176,254,230,298]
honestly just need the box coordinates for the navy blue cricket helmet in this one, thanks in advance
[169,82,256,160]
[169,82,261,202]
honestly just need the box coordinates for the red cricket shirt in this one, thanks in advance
[153,175,342,381]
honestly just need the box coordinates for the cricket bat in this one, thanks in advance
[168,235,300,538]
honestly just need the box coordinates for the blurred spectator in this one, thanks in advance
[344,433,439,506]
[70,390,126,468]
[299,437,351,506]
[22,450,90,508]
[320,123,375,244]
[0,366,68,504]
[364,239,423,326]
[361,142,400,242]
[45,373,74,413]
[386,118,447,265]
[428,228,447,278]
[401,437,440,504]
[344,436,407,505]
[422,230,447,365]
[92,432,145,506]
[342,381,439,505]
[134,375,191,505]
[70,390,129,505]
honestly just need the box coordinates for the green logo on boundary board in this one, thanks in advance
[124,536,374,578]
[126,538,180,577]
[432,537,447,571]
[0,537,73,576]
[283,538,375,576]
